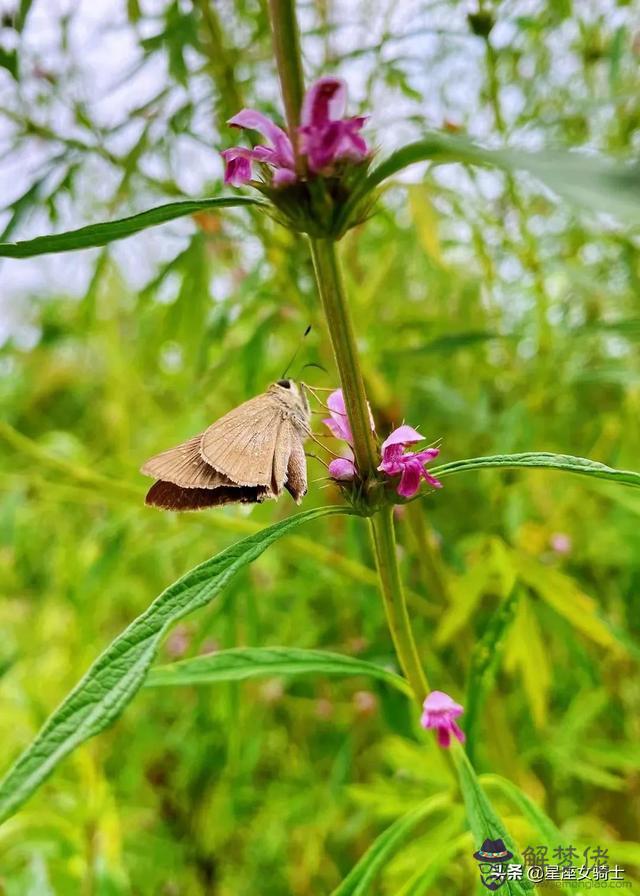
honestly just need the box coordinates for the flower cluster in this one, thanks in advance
[222,77,369,188]
[420,690,465,748]
[324,389,442,499]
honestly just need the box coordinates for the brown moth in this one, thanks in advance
[141,380,311,511]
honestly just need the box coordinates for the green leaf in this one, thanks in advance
[432,452,640,489]
[331,794,451,896]
[15,0,34,31]
[450,744,534,895]
[147,646,411,695]
[0,506,346,823]
[355,132,640,228]
[0,47,19,81]
[0,196,261,258]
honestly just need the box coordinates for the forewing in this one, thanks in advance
[200,395,282,488]
[141,434,232,488]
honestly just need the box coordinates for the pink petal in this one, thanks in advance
[221,147,254,186]
[301,77,347,128]
[412,447,440,463]
[436,727,451,748]
[377,445,404,475]
[272,167,297,187]
[381,425,425,453]
[451,720,466,744]
[423,691,464,716]
[228,109,294,167]
[335,117,369,161]
[251,145,279,163]
[328,457,356,480]
[421,470,443,490]
[324,389,353,442]
[397,460,422,498]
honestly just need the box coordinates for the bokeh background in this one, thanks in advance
[1,0,640,893]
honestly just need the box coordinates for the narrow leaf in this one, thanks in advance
[481,775,563,847]
[432,452,640,489]
[147,646,411,695]
[450,743,534,895]
[0,196,261,258]
[331,794,450,896]
[0,506,346,823]
[361,132,640,226]
[465,587,519,763]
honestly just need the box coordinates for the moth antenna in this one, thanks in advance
[281,325,311,379]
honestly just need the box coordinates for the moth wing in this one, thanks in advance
[200,395,283,488]
[141,434,232,488]
[284,432,308,504]
[145,480,270,511]
[271,418,293,496]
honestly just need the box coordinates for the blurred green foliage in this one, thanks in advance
[1,0,640,893]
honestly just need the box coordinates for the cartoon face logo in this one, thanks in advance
[473,839,513,891]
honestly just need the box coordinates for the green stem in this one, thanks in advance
[370,506,430,704]
[266,0,428,705]
[308,237,378,478]
[267,0,306,171]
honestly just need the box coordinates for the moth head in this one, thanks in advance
[272,379,310,423]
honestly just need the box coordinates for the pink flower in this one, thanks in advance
[378,425,442,498]
[299,77,369,173]
[420,690,465,748]
[328,455,357,480]
[550,533,572,555]
[223,109,296,187]
[324,389,375,482]
[222,77,369,187]
[323,389,354,441]
[221,147,256,187]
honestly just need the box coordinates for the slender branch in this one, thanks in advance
[370,506,430,703]
[266,0,428,707]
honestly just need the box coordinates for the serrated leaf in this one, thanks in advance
[0,506,346,823]
[331,794,451,896]
[0,196,261,258]
[433,452,640,489]
[147,646,411,695]
[450,743,534,895]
